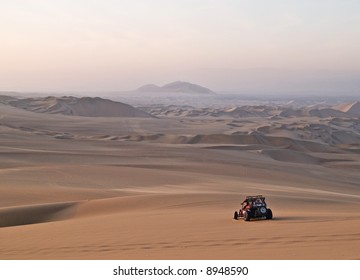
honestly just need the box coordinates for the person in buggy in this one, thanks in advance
[234,195,272,221]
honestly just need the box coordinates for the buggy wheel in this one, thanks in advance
[233,211,239,220]
[244,210,251,222]
[266,209,273,219]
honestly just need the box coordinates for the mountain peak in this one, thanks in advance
[136,81,215,94]
[137,84,162,92]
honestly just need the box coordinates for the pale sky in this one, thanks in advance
[1,0,359,93]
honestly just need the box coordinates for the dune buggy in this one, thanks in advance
[233,195,273,221]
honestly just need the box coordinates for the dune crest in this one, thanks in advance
[1,93,359,260]
[7,96,152,118]
[334,101,360,115]
[0,202,78,228]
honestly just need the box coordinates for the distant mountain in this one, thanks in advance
[162,81,215,94]
[7,96,153,118]
[137,84,162,92]
[136,81,215,94]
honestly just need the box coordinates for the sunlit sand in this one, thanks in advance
[0,95,359,259]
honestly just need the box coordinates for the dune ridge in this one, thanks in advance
[0,94,359,260]
[5,96,152,118]
[0,202,78,228]
[140,103,359,118]
[334,101,360,115]
[121,133,332,152]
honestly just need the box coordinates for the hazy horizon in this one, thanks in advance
[1,0,359,94]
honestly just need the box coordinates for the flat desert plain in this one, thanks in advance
[0,96,360,259]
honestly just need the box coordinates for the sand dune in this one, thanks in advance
[121,133,333,154]
[6,96,152,118]
[334,101,360,115]
[140,103,356,119]
[0,202,77,228]
[260,149,324,164]
[0,96,359,260]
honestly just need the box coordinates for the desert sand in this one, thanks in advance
[0,96,359,260]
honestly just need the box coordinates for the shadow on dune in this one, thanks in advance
[0,202,78,228]
[234,216,309,223]
[271,216,309,221]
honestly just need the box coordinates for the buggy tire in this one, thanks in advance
[234,211,239,220]
[266,209,273,219]
[244,210,251,221]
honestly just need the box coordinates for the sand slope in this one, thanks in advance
[0,99,359,259]
[5,96,152,117]
[0,202,77,228]
[334,101,360,115]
